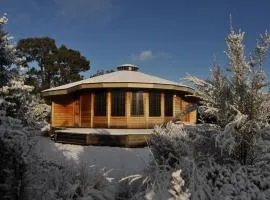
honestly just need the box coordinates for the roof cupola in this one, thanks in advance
[117,64,139,71]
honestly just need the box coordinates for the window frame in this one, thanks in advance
[111,90,126,116]
[149,91,161,117]
[131,91,144,116]
[164,92,173,116]
[94,91,107,116]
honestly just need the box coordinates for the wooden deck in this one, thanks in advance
[53,128,153,147]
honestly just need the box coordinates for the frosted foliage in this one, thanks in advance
[149,123,270,200]
[0,14,23,80]
[168,170,190,200]
[185,29,270,129]
[0,113,37,199]
[1,76,34,126]
[0,14,116,200]
[0,114,115,200]
[143,170,190,200]
[0,74,51,130]
[27,162,116,200]
[184,27,270,165]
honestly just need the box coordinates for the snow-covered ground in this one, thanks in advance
[36,136,152,178]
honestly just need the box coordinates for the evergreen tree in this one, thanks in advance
[17,37,90,91]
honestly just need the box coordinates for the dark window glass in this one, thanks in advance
[165,93,173,116]
[94,91,106,116]
[131,91,144,116]
[149,92,161,116]
[111,91,125,116]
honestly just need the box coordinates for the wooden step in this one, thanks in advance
[56,132,87,144]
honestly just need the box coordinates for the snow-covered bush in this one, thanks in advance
[0,108,115,200]
[30,97,51,133]
[149,26,270,198]
[185,27,270,164]
[26,161,116,200]
[0,108,37,199]
[149,123,270,199]
[118,162,190,200]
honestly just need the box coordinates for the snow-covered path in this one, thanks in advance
[36,136,152,178]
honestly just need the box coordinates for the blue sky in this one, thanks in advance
[1,0,270,83]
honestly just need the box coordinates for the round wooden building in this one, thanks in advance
[42,64,197,130]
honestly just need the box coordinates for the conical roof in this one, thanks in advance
[42,64,193,96]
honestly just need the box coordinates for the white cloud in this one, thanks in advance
[132,50,154,62]
[132,50,173,62]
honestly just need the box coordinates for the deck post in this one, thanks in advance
[161,92,165,123]
[144,92,149,128]
[90,92,94,128]
[107,91,111,128]
[51,101,55,127]
[173,94,176,117]
[126,91,131,118]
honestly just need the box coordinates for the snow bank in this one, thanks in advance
[36,136,151,178]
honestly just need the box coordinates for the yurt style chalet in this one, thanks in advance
[42,64,197,146]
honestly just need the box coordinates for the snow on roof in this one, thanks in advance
[43,69,187,92]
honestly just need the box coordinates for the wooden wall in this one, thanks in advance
[80,94,91,127]
[51,90,197,128]
[93,117,107,128]
[173,95,181,121]
[52,95,74,127]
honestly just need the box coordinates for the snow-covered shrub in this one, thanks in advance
[143,168,190,200]
[184,26,270,164]
[26,161,116,200]
[32,100,51,123]
[150,123,191,168]
[1,76,35,125]
[0,110,37,199]
[149,123,270,199]
[30,97,51,133]
[118,162,190,200]
[1,62,51,131]
[168,170,190,200]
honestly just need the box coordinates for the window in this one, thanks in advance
[94,91,106,116]
[111,91,125,116]
[131,91,144,116]
[149,92,161,116]
[165,93,173,116]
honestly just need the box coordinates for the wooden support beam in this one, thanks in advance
[107,91,111,128]
[144,92,149,128]
[173,94,176,117]
[161,92,165,123]
[51,101,55,127]
[90,92,94,128]
[126,92,131,118]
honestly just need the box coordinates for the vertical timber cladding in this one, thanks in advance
[52,95,75,127]
[80,93,91,127]
[180,98,190,122]
[173,94,181,121]
[74,95,80,127]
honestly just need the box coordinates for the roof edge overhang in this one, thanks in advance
[42,82,194,97]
